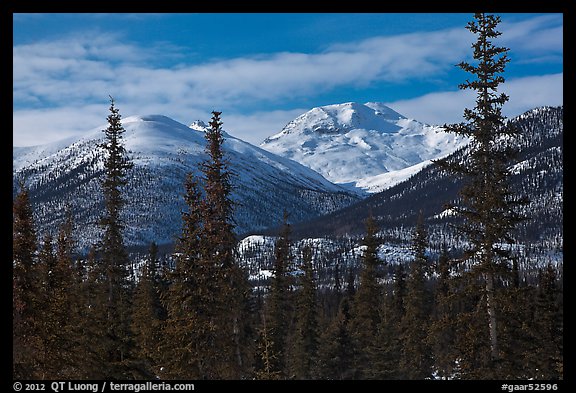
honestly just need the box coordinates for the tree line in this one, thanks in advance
[13,13,562,380]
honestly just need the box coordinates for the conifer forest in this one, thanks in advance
[13,14,563,381]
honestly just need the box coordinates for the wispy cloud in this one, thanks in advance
[13,105,107,147]
[387,73,563,125]
[13,14,562,147]
[225,109,309,145]
[14,29,471,110]
[501,14,563,55]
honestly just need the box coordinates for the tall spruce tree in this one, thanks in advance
[162,112,252,379]
[265,211,294,377]
[350,214,382,378]
[131,242,165,377]
[400,213,433,379]
[289,245,319,379]
[317,297,355,380]
[40,210,80,378]
[202,111,252,378]
[427,243,458,379]
[160,174,206,379]
[13,185,42,379]
[435,13,528,376]
[96,96,135,377]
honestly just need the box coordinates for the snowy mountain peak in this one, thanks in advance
[13,114,359,249]
[364,102,406,120]
[189,120,209,132]
[122,114,189,130]
[260,102,469,192]
[264,102,405,142]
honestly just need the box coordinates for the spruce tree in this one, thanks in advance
[161,112,252,379]
[349,214,382,378]
[41,210,80,378]
[254,315,282,380]
[289,245,319,379]
[131,242,165,377]
[201,111,252,378]
[317,297,355,380]
[427,243,458,379]
[435,13,528,376]
[160,174,205,379]
[265,211,294,377]
[96,96,135,377]
[400,213,433,379]
[13,185,42,379]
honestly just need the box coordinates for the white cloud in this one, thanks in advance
[224,109,309,145]
[12,102,307,147]
[387,73,563,125]
[14,73,562,147]
[13,105,106,147]
[501,14,563,54]
[13,14,562,147]
[10,24,478,111]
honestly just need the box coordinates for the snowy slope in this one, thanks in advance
[260,102,469,192]
[355,159,434,193]
[13,115,359,250]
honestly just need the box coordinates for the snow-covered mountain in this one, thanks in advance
[13,115,359,250]
[260,102,469,193]
[287,106,563,246]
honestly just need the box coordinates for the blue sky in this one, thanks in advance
[13,13,563,146]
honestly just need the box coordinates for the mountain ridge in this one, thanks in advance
[13,105,561,255]
[282,105,563,247]
[13,114,359,250]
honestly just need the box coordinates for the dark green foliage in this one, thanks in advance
[317,298,355,379]
[131,242,165,377]
[427,243,458,379]
[399,213,433,378]
[94,97,135,377]
[435,13,530,375]
[349,215,382,378]
[289,245,319,379]
[13,186,42,379]
[41,211,83,378]
[160,112,252,379]
[264,211,294,377]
